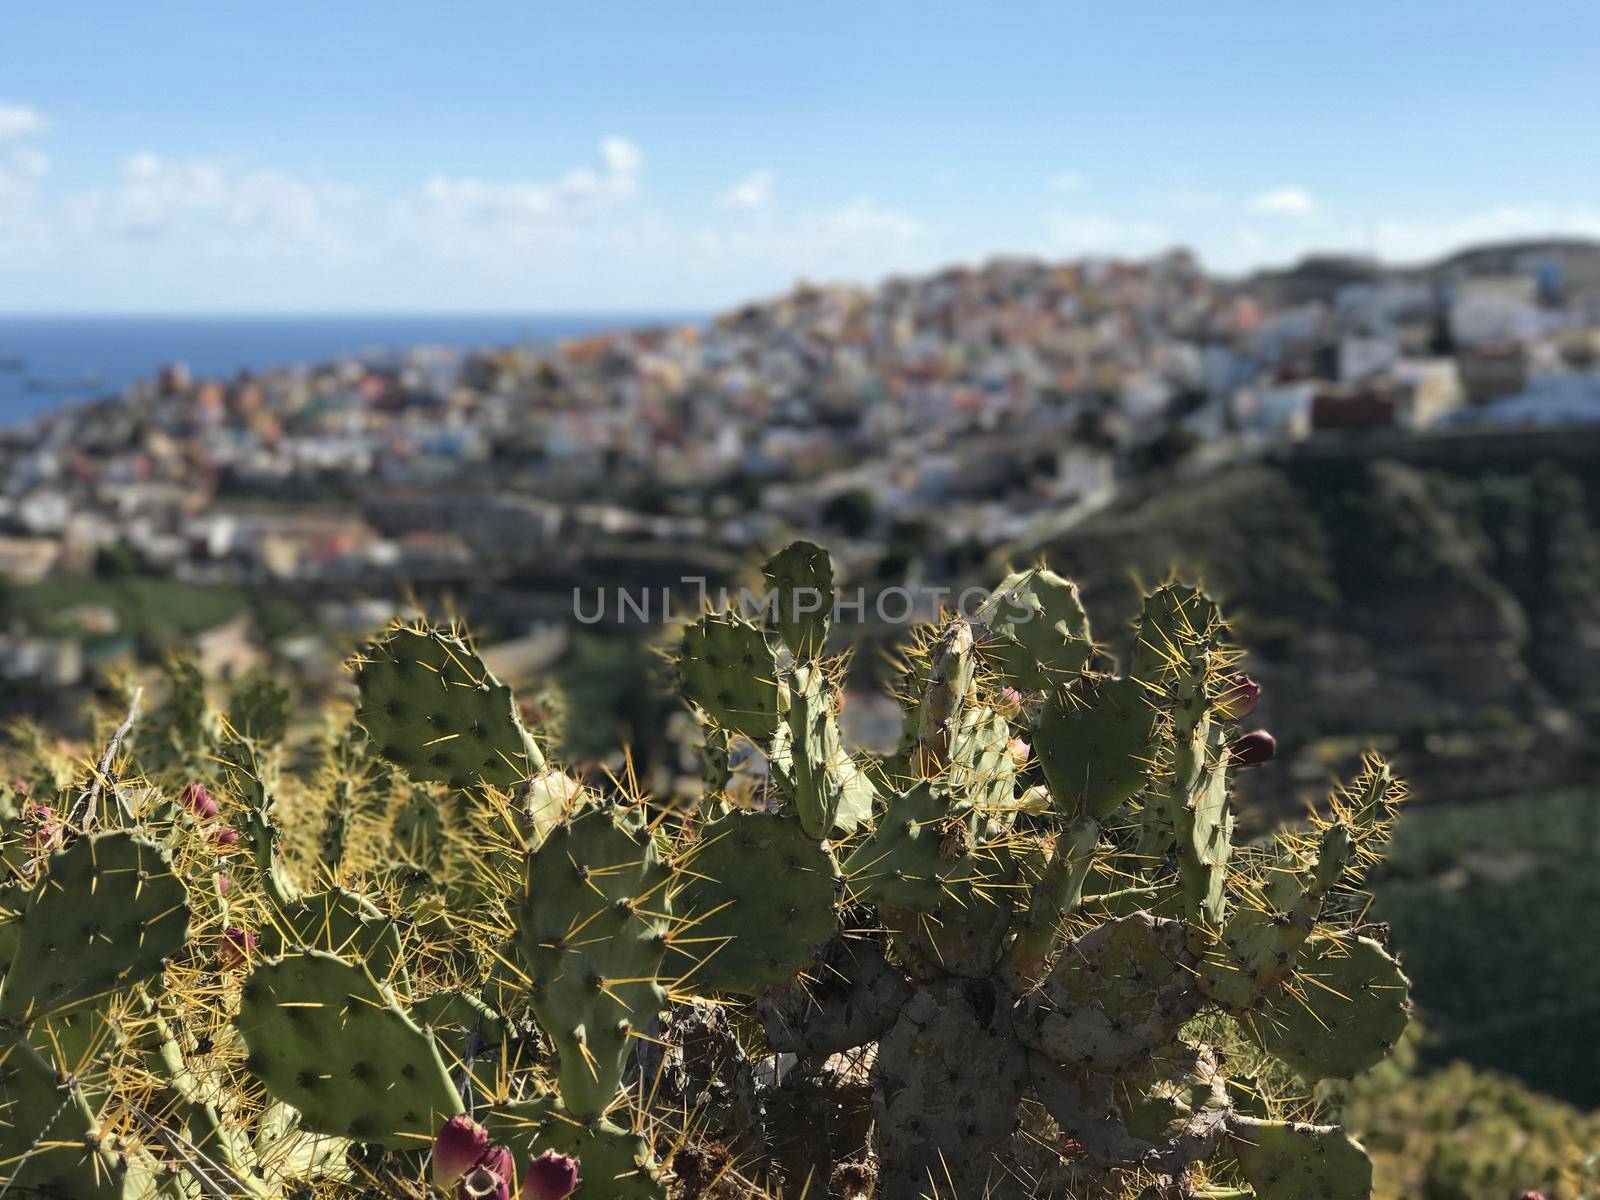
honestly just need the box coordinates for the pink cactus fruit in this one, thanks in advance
[457,1144,516,1200]
[521,1150,581,1200]
[432,1116,491,1189]
[1218,673,1262,719]
[179,782,219,819]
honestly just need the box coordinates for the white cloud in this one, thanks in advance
[419,137,644,227]
[0,104,47,141]
[1250,186,1317,216]
[1045,210,1174,258]
[62,154,356,258]
[599,136,643,177]
[1050,171,1084,193]
[720,170,775,210]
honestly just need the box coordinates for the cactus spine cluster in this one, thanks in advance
[0,547,1412,1200]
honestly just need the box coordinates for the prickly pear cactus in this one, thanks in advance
[0,539,1419,1200]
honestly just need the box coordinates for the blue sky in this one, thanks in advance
[2,1,1597,312]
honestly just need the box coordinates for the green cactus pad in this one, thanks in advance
[1130,581,1223,686]
[1228,1116,1373,1200]
[1198,822,1354,1012]
[225,673,291,743]
[352,624,543,790]
[768,664,873,838]
[976,565,1094,691]
[1243,933,1411,1080]
[842,779,997,915]
[0,832,191,1021]
[1014,913,1201,1072]
[677,613,781,741]
[235,949,461,1147]
[258,887,407,993]
[515,801,672,1118]
[0,1033,127,1198]
[1034,675,1158,819]
[231,758,301,909]
[947,704,1018,812]
[1176,722,1233,930]
[762,539,833,659]
[485,1094,667,1200]
[670,811,840,996]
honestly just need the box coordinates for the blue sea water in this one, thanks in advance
[0,313,694,426]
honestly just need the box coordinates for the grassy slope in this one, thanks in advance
[1370,790,1600,1107]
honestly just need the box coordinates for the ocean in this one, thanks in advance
[0,313,692,426]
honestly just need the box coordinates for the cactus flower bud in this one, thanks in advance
[1007,737,1030,767]
[432,1116,491,1189]
[218,927,257,970]
[1218,673,1262,719]
[521,1150,581,1200]
[179,783,218,819]
[1517,1193,1548,1200]
[457,1145,515,1200]
[212,827,239,848]
[1227,730,1276,767]
[215,873,231,896]
[995,687,1025,718]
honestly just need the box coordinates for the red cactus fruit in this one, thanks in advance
[457,1145,515,1200]
[1227,730,1277,767]
[218,927,257,970]
[432,1116,491,1189]
[521,1150,581,1200]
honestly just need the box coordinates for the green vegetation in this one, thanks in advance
[1342,1045,1600,1200]
[1370,789,1600,1106]
[0,573,249,643]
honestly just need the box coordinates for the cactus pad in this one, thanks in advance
[976,565,1093,690]
[515,801,672,1117]
[352,624,543,790]
[1034,675,1158,819]
[1014,913,1201,1072]
[1243,933,1411,1080]
[236,949,461,1146]
[0,1034,127,1198]
[762,539,833,659]
[670,811,840,996]
[946,705,1018,812]
[258,887,407,992]
[1,831,191,1021]
[1228,1116,1373,1200]
[677,613,780,741]
[768,664,873,837]
[1198,822,1354,1012]
[1130,581,1223,686]
[842,779,996,914]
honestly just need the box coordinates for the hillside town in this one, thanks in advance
[3,239,1600,691]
